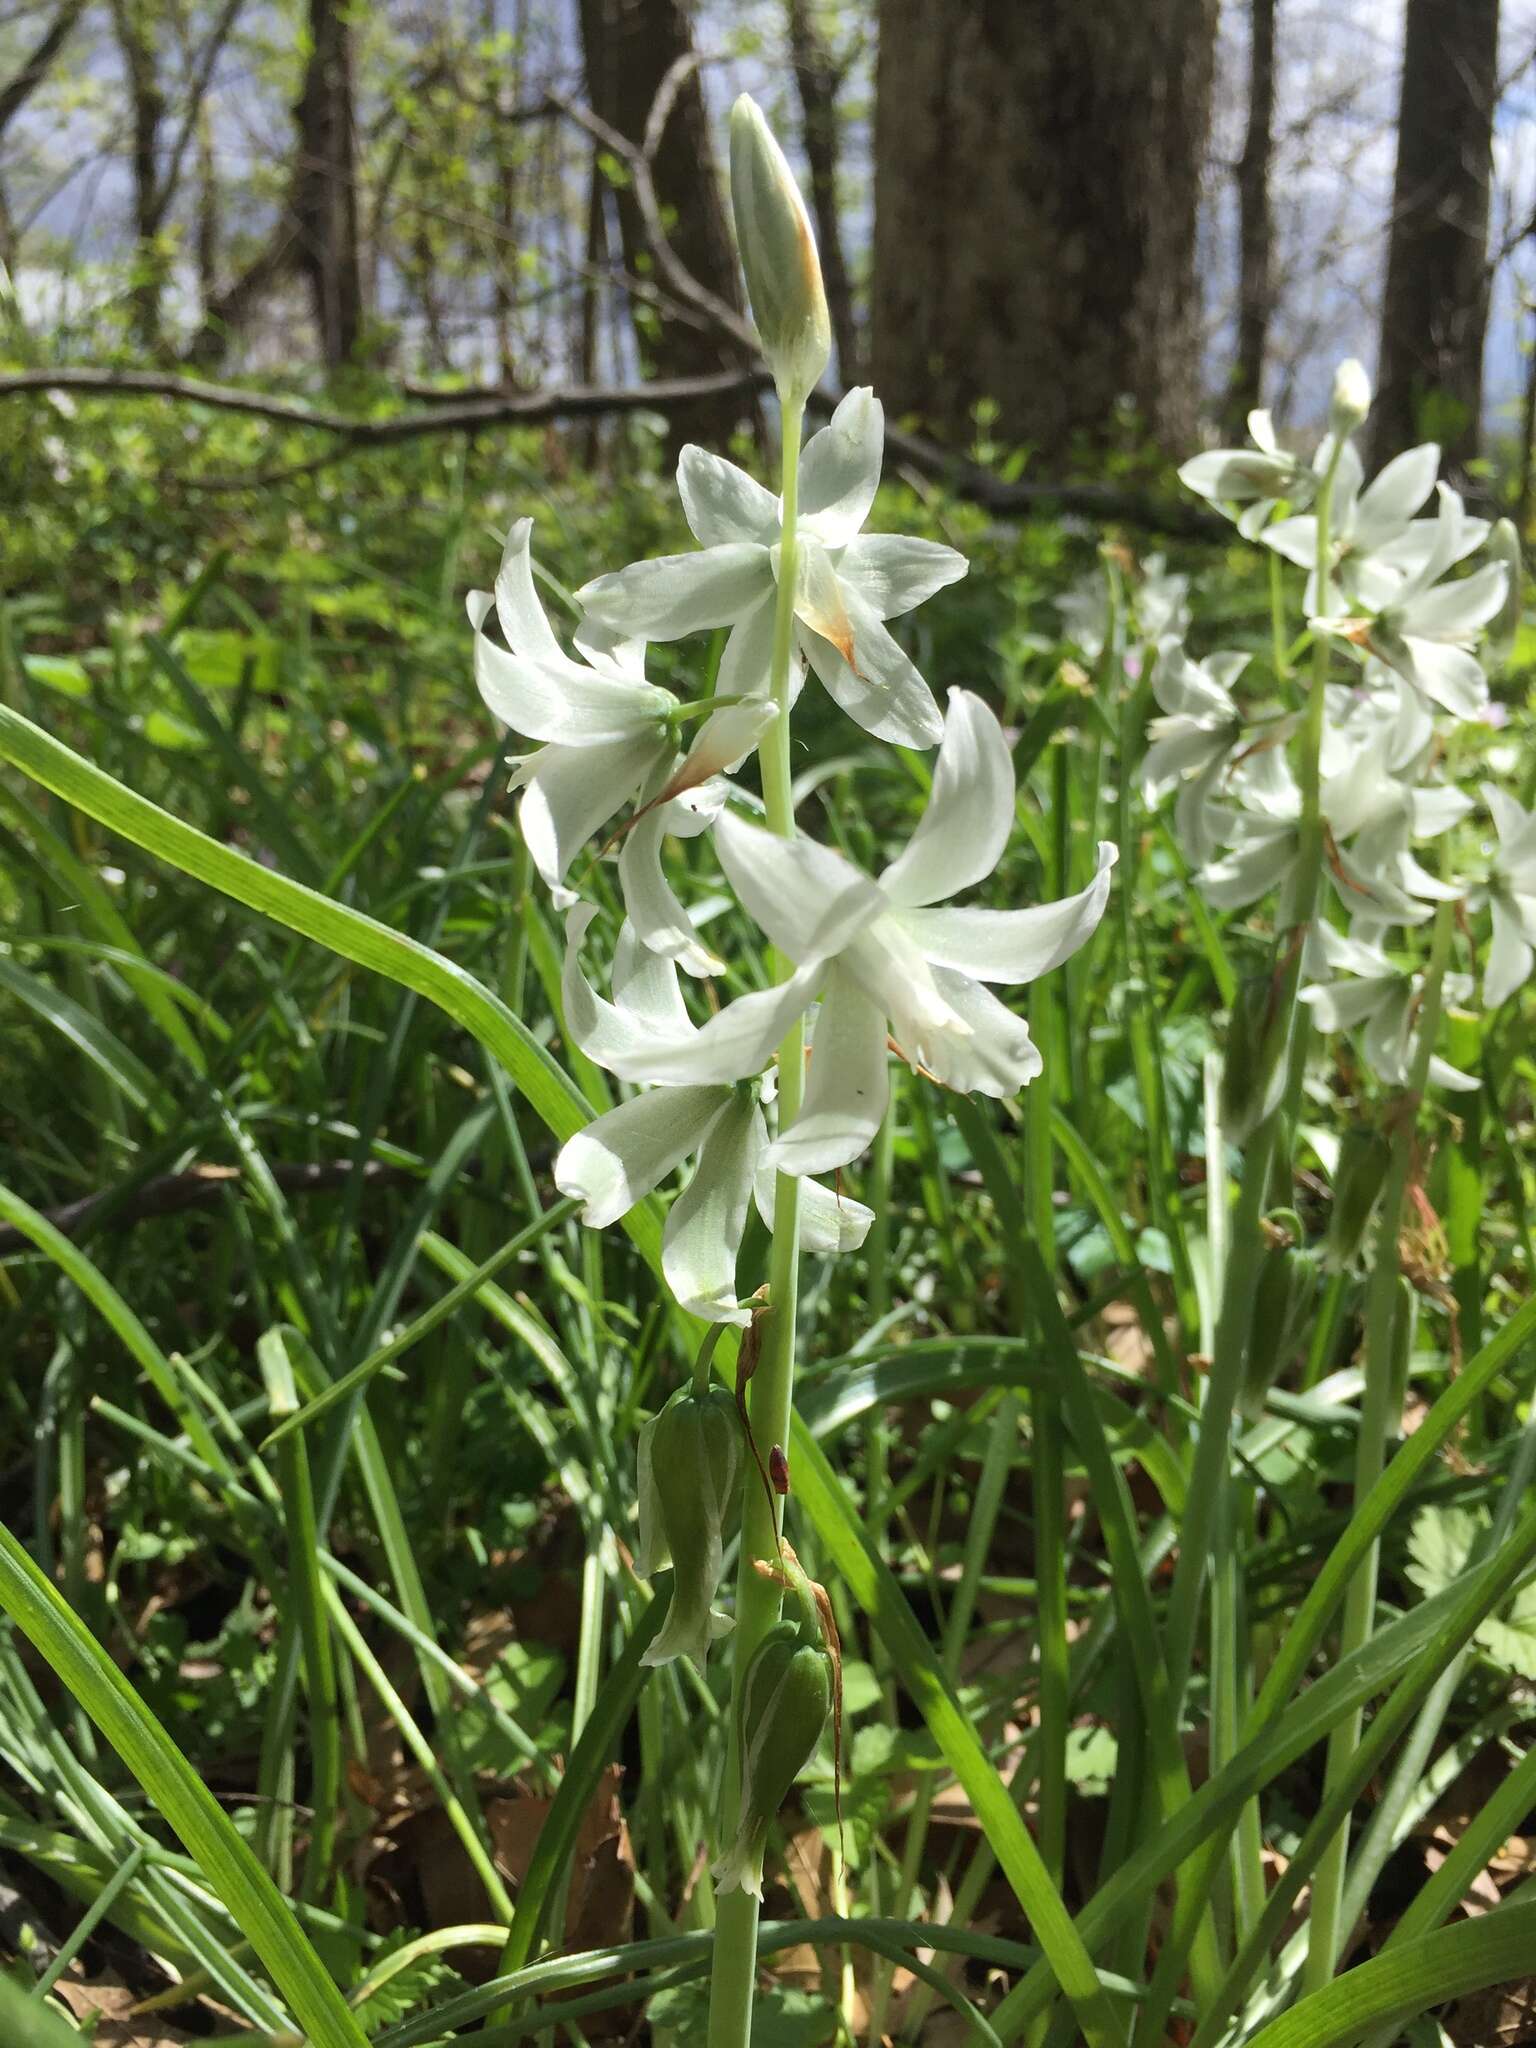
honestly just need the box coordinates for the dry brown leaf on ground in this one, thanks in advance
[51,1980,197,2045]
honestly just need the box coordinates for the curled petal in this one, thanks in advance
[880,689,1015,909]
[894,840,1117,985]
[770,964,889,1176]
[517,733,669,896]
[555,1084,732,1228]
[662,1095,768,1325]
[472,597,673,744]
[754,1155,874,1253]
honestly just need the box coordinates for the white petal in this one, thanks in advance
[836,534,969,619]
[1486,895,1534,1008]
[1174,754,1232,867]
[1142,721,1223,799]
[880,689,1015,908]
[662,1095,766,1325]
[1300,974,1396,1034]
[472,607,673,743]
[677,445,781,547]
[895,840,1116,985]
[519,735,666,892]
[555,1085,731,1227]
[716,594,779,700]
[493,518,565,663]
[619,806,723,975]
[798,386,883,546]
[714,809,887,963]
[1403,562,1508,641]
[682,698,777,779]
[923,969,1042,1097]
[1199,826,1297,910]
[573,614,648,679]
[755,1158,874,1254]
[1351,444,1439,551]
[563,907,819,1085]
[799,591,944,747]
[1262,514,1320,569]
[577,544,773,639]
[1397,637,1489,721]
[770,964,889,1176]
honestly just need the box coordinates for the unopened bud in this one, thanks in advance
[635,1384,743,1671]
[1221,971,1291,1142]
[769,1444,790,1496]
[1324,1127,1393,1272]
[1487,518,1523,670]
[712,1617,831,1900]
[1329,359,1371,438]
[1241,1211,1318,1421]
[729,95,830,405]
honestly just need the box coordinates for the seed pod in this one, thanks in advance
[1324,1128,1393,1272]
[712,1617,832,1901]
[729,95,831,405]
[1221,971,1290,1143]
[635,1384,742,1671]
[1240,1212,1318,1421]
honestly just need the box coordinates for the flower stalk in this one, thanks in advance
[1303,897,1455,1991]
[707,391,806,2048]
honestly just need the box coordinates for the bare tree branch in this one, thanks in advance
[0,0,85,138]
[0,362,1225,533]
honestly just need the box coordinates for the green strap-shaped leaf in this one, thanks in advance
[0,705,1125,2048]
[0,1519,370,2048]
[1243,1899,1536,2048]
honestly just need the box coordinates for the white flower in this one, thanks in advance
[554,920,870,1322]
[1141,640,1251,865]
[713,691,1116,1173]
[1300,924,1476,1090]
[1263,440,1454,613]
[1178,409,1315,539]
[1481,783,1536,1007]
[471,519,774,938]
[575,388,967,748]
[1313,486,1507,721]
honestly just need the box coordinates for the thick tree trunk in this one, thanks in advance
[294,0,363,370]
[1223,0,1276,437]
[575,0,749,443]
[871,0,1217,459]
[1370,0,1499,472]
[787,0,860,386]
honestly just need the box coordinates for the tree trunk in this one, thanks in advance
[110,0,169,348]
[575,0,750,443]
[871,0,1217,459]
[294,0,363,369]
[787,0,860,386]
[1223,0,1276,437]
[1370,0,1499,473]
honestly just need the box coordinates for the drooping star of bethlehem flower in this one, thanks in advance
[553,917,869,1325]
[575,388,967,748]
[469,517,773,965]
[1312,485,1508,722]
[1178,409,1316,539]
[710,690,1117,1173]
[1140,640,1253,866]
[1480,783,1536,1008]
[1299,924,1477,1091]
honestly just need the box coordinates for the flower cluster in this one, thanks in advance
[470,97,1114,1681]
[1146,360,1523,1089]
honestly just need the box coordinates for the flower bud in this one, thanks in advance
[1486,518,1523,669]
[1240,1212,1318,1421]
[712,1617,832,1900]
[729,94,830,405]
[1329,359,1371,438]
[1220,971,1291,1143]
[635,1384,743,1671]
[1324,1127,1393,1272]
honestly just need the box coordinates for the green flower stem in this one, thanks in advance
[1164,436,1345,1708]
[707,393,806,2048]
[1303,900,1455,1994]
